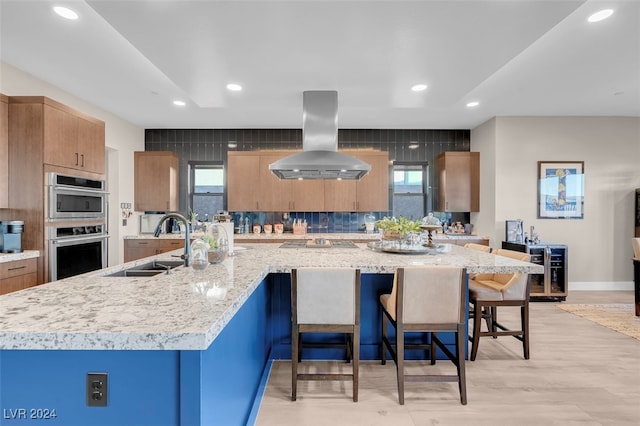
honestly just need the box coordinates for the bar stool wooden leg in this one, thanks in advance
[396,324,405,405]
[291,326,299,401]
[456,323,467,405]
[522,304,530,360]
[381,313,388,365]
[470,300,482,361]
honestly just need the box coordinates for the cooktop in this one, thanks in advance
[279,239,358,249]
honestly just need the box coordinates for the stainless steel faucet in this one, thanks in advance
[154,213,190,267]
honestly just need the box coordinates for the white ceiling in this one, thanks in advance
[1,0,638,130]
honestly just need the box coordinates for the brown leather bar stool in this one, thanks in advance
[379,266,467,405]
[291,267,361,402]
[468,248,532,361]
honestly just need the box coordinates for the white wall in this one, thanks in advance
[472,116,640,289]
[0,61,144,265]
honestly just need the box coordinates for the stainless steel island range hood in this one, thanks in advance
[269,91,371,180]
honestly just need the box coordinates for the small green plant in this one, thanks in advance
[375,216,422,238]
[202,235,219,249]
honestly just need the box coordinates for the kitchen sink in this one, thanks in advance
[128,259,184,271]
[107,269,167,277]
[106,259,184,277]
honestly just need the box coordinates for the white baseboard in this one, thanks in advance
[570,281,634,291]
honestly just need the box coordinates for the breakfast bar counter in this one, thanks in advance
[0,243,538,350]
[0,243,541,425]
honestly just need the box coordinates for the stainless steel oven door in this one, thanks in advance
[48,186,107,220]
[49,234,108,281]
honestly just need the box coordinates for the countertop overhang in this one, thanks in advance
[0,243,542,351]
[0,250,40,263]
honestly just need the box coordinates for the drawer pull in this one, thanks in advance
[8,266,26,271]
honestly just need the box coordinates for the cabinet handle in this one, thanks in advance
[166,201,169,209]
[75,152,79,166]
[138,242,149,245]
[81,154,85,167]
[8,266,26,271]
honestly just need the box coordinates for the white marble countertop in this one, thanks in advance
[0,250,40,263]
[0,243,541,351]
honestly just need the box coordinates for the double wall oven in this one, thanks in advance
[46,173,109,281]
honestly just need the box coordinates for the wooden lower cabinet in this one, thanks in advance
[0,258,38,295]
[124,239,185,262]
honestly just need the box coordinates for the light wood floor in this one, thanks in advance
[255,291,640,426]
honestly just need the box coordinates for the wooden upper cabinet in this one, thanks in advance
[77,117,106,174]
[0,94,8,208]
[134,151,179,212]
[291,180,325,211]
[227,153,260,211]
[227,149,388,213]
[353,151,389,212]
[43,104,79,170]
[324,180,357,212]
[9,97,105,175]
[324,151,389,212]
[258,154,292,211]
[437,151,480,212]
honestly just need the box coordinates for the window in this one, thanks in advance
[392,162,428,220]
[189,162,224,221]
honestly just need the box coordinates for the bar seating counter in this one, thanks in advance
[0,243,541,425]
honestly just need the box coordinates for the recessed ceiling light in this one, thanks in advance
[53,6,78,20]
[408,143,419,149]
[588,9,613,23]
[173,100,186,106]
[411,84,427,92]
[466,101,480,108]
[226,83,243,91]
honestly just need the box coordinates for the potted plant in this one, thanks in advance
[203,233,228,264]
[375,217,422,241]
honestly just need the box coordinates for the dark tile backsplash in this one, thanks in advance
[145,128,471,232]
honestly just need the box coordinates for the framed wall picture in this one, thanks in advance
[538,161,584,219]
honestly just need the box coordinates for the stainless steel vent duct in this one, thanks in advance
[269,91,371,180]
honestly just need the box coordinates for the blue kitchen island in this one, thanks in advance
[0,243,541,425]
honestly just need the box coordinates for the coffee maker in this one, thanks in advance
[0,220,24,253]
